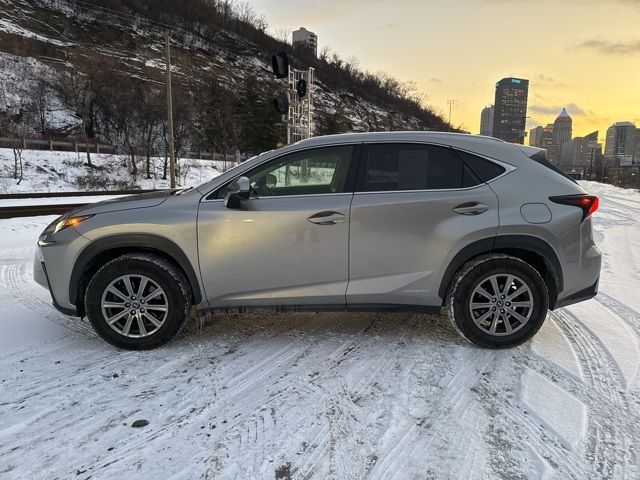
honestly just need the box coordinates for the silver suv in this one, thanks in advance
[34,132,601,350]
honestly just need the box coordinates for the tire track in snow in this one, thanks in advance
[1,262,93,335]
[370,349,496,480]
[595,292,640,338]
[553,309,636,479]
[251,315,406,479]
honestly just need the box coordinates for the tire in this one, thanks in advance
[446,254,549,349]
[85,253,192,350]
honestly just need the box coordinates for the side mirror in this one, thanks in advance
[223,176,250,209]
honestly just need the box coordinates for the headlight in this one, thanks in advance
[39,214,94,246]
[53,215,94,234]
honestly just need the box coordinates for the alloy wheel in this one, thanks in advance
[100,274,169,338]
[468,273,533,336]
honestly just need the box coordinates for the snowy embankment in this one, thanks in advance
[0,148,227,193]
[0,181,639,479]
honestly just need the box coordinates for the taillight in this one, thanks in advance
[549,194,599,221]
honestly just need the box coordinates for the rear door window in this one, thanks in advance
[358,143,478,192]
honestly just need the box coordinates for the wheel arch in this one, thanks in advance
[438,235,563,308]
[70,234,203,317]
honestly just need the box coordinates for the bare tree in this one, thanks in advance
[0,106,33,185]
[53,64,106,167]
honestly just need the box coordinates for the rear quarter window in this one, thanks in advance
[455,150,506,182]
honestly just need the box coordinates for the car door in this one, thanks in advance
[347,142,500,307]
[197,144,360,308]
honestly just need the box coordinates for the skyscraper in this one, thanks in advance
[605,122,637,166]
[529,126,544,147]
[549,108,573,165]
[552,108,573,148]
[492,77,529,144]
[479,105,494,136]
[292,27,318,57]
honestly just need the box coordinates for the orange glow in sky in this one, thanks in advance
[253,0,640,141]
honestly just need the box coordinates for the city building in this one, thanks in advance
[492,77,529,144]
[605,121,637,166]
[559,131,601,176]
[530,123,554,148]
[552,108,573,150]
[479,105,494,136]
[529,126,544,147]
[547,108,573,164]
[292,27,318,57]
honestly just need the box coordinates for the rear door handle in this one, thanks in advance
[452,202,490,215]
[307,211,346,225]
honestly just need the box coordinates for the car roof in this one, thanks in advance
[292,131,505,148]
[288,131,538,167]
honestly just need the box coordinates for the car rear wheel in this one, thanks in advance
[446,254,549,348]
[85,254,192,350]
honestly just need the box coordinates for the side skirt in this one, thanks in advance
[197,304,442,315]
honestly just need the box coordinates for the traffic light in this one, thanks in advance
[273,94,289,114]
[271,52,289,78]
[296,79,307,98]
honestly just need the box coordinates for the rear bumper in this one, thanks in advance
[553,277,599,309]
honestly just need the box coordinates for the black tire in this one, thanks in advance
[85,253,192,350]
[446,254,549,348]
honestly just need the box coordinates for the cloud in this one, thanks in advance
[576,39,640,55]
[533,74,567,88]
[529,103,588,116]
[428,77,442,84]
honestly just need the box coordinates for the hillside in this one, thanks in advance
[0,0,453,153]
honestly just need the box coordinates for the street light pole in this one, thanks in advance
[165,33,176,189]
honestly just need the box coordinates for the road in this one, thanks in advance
[0,181,639,479]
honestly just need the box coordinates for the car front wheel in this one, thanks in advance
[85,253,192,350]
[446,254,549,348]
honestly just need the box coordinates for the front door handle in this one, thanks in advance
[307,211,346,225]
[452,202,490,215]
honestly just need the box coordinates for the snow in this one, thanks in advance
[0,19,72,47]
[0,181,639,479]
[531,318,583,380]
[0,148,228,193]
[520,368,587,450]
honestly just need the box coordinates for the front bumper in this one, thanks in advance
[33,252,79,316]
[33,224,89,317]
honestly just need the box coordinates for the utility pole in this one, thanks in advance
[447,98,456,132]
[165,33,176,189]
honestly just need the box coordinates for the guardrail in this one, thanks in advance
[0,189,159,200]
[0,204,90,219]
[0,189,164,219]
[0,136,246,163]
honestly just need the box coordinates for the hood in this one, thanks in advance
[68,190,176,216]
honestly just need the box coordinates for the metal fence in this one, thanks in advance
[0,136,245,163]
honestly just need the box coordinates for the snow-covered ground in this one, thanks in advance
[0,148,229,193]
[0,181,639,479]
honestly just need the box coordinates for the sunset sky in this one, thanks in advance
[252,0,640,141]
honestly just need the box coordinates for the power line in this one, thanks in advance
[447,98,456,132]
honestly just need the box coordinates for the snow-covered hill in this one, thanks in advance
[0,0,446,141]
